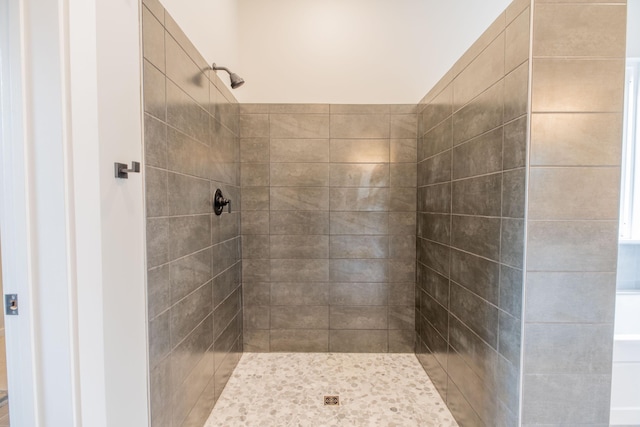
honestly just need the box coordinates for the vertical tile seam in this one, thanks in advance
[139,5,155,417]
[161,15,167,101]
[519,1,535,425]
[328,106,333,337]
[415,105,421,356]
[497,14,507,361]
[446,93,454,358]
[387,109,392,351]
[267,110,272,352]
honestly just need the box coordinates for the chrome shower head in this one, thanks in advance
[211,63,245,89]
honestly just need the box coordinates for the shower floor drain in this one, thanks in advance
[324,396,340,406]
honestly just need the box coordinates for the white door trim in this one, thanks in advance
[0,0,52,424]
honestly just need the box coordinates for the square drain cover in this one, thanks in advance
[324,396,339,406]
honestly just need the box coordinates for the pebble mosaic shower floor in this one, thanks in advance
[205,353,458,426]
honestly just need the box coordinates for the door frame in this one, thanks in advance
[0,0,41,424]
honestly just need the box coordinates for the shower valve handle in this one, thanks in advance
[213,188,231,215]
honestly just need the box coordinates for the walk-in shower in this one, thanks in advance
[141,0,627,425]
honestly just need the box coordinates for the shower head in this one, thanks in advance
[211,63,245,89]
[228,72,245,89]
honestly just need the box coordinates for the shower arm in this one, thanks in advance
[211,63,230,73]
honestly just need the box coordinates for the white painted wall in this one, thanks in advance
[159,0,511,103]
[68,0,108,423]
[237,0,511,103]
[71,0,149,425]
[160,0,239,73]
[629,0,640,58]
[94,0,149,421]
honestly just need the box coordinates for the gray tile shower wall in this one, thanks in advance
[240,104,417,353]
[139,0,625,425]
[521,1,625,425]
[416,0,530,425]
[142,1,242,426]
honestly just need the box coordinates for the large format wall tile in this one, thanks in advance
[270,329,329,352]
[533,3,626,58]
[524,272,616,324]
[270,138,329,163]
[453,33,505,110]
[270,114,330,138]
[270,163,329,187]
[421,118,452,160]
[330,115,390,138]
[166,80,209,145]
[330,164,390,187]
[330,139,389,163]
[505,6,529,72]
[452,81,504,145]
[452,174,502,216]
[165,35,208,108]
[452,128,503,179]
[269,211,329,235]
[270,235,329,259]
[526,220,618,272]
[522,374,612,425]
[530,113,622,166]
[421,85,453,133]
[142,2,242,425]
[532,59,625,113]
[271,282,329,306]
[143,60,166,121]
[503,116,527,170]
[416,2,529,424]
[271,259,329,282]
[520,0,624,425]
[144,114,168,169]
[270,187,329,211]
[241,107,416,354]
[451,250,499,304]
[329,283,387,306]
[527,167,620,220]
[271,306,329,329]
[330,212,388,235]
[330,188,389,211]
[523,323,614,375]
[142,7,165,72]
[329,330,388,352]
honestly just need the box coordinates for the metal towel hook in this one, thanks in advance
[114,161,141,179]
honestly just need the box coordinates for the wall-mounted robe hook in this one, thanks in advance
[115,161,141,179]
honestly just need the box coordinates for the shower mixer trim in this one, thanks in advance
[213,188,231,215]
